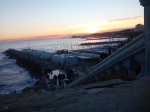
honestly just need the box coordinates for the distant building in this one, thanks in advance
[134,24,144,32]
[22,49,54,60]
[52,54,78,66]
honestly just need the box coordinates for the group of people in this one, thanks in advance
[53,73,65,85]
[44,70,66,86]
[44,67,79,86]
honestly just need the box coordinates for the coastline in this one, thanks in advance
[3,49,56,93]
[0,52,37,95]
[3,49,100,93]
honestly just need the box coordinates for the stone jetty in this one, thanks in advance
[4,49,56,79]
[4,49,62,91]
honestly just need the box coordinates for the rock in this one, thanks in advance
[33,85,44,92]
[22,86,31,93]
[34,80,41,86]
[87,88,104,94]
[34,80,44,87]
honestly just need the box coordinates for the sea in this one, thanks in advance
[0,37,125,94]
[0,37,85,94]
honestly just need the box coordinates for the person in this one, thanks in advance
[49,68,53,74]
[58,73,62,85]
[67,71,71,80]
[53,75,57,85]
[49,73,53,80]
[108,46,111,55]
[75,70,79,78]
[46,73,49,80]
[61,73,65,79]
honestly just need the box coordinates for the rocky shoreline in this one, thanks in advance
[4,49,56,78]
[21,80,45,93]
[3,49,102,93]
[4,49,59,93]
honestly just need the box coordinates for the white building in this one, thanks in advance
[134,24,144,32]
[52,54,78,66]
[72,52,100,60]
[22,49,54,60]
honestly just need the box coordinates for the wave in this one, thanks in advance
[0,52,36,95]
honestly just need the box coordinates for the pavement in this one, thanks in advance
[0,77,150,112]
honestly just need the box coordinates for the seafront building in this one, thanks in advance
[22,49,100,66]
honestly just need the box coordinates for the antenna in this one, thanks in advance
[28,42,29,49]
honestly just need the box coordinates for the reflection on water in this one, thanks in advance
[0,37,126,53]
[0,38,83,52]
[83,37,126,43]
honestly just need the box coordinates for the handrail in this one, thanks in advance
[90,34,143,70]
[68,34,144,87]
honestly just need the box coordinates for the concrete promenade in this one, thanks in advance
[0,77,150,112]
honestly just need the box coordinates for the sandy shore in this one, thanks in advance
[0,77,150,112]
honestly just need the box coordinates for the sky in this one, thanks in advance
[0,0,144,42]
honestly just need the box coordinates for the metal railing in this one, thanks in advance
[67,34,144,87]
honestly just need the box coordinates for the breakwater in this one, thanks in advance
[4,49,55,79]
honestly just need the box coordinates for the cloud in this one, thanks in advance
[97,16,144,33]
[0,34,69,43]
[108,16,143,22]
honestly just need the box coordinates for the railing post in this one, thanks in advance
[140,0,150,75]
[122,59,136,79]
[135,52,145,77]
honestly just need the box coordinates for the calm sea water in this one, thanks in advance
[0,38,84,52]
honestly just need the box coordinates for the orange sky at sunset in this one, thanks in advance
[0,16,143,42]
[0,0,144,42]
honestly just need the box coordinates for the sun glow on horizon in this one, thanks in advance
[86,27,100,33]
[0,0,144,42]
[0,16,144,42]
